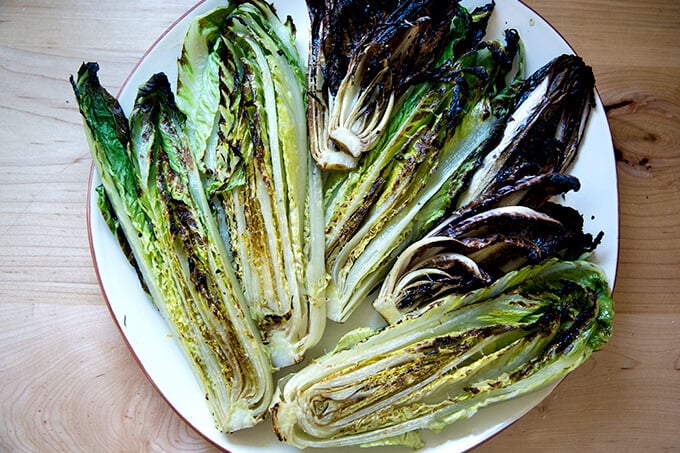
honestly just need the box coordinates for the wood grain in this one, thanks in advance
[1,0,678,451]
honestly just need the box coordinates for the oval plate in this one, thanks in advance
[87,1,618,452]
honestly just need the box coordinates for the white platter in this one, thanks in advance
[87,1,619,452]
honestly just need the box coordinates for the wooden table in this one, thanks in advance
[1,1,678,451]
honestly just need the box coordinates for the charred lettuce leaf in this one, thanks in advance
[271,258,614,449]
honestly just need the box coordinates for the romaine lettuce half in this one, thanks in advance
[72,64,274,432]
[271,258,613,449]
[176,1,327,368]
